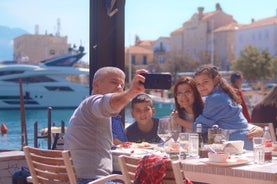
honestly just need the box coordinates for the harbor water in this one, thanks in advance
[0,102,174,150]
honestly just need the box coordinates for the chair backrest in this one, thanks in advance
[252,122,276,143]
[23,146,77,184]
[118,155,184,184]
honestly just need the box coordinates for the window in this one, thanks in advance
[258,32,262,41]
[143,55,147,65]
[252,33,255,41]
[264,30,269,40]
[49,49,56,55]
[158,56,165,64]
[131,55,136,64]
[239,34,243,43]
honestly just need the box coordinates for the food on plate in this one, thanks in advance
[119,142,152,149]
[165,142,180,153]
[135,142,152,148]
[119,142,132,148]
[208,152,230,163]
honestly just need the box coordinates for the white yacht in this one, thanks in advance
[0,51,89,109]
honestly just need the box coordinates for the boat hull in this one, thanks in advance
[0,82,89,109]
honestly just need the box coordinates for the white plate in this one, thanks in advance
[132,143,157,149]
[200,157,249,166]
[111,148,152,155]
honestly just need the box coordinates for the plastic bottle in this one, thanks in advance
[263,126,272,162]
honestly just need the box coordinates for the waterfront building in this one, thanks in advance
[235,16,277,57]
[14,34,69,64]
[125,3,277,71]
[124,40,154,72]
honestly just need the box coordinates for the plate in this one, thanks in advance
[133,143,157,149]
[118,142,156,149]
[111,148,151,155]
[200,157,249,166]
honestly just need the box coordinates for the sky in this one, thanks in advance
[1,0,276,63]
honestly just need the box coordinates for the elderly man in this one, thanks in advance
[64,67,147,183]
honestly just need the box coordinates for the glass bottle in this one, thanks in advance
[197,124,207,158]
[263,126,272,162]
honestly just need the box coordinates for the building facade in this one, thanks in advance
[125,3,277,72]
[14,34,70,64]
[235,17,277,57]
[124,40,154,71]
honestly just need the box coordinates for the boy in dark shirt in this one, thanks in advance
[126,93,161,143]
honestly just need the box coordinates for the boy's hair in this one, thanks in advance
[131,93,153,109]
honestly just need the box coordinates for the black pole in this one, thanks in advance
[90,0,126,122]
[47,107,52,149]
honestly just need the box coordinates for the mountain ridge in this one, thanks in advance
[0,25,29,61]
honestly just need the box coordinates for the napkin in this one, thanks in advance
[134,154,170,184]
[134,154,193,184]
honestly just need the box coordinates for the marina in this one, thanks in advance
[0,101,174,151]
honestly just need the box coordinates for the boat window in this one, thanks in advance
[66,74,89,85]
[0,70,25,76]
[4,76,56,83]
[45,86,73,91]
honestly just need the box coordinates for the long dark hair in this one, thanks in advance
[173,76,204,120]
[194,64,241,104]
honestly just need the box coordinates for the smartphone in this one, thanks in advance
[141,73,172,89]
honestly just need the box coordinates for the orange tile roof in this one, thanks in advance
[183,10,233,26]
[214,22,243,32]
[240,16,277,30]
[136,40,154,47]
[171,27,184,35]
[125,46,153,54]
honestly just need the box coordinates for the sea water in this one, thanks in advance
[0,102,174,150]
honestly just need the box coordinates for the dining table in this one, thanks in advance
[181,151,277,184]
[111,143,277,184]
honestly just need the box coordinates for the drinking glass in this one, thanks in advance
[188,133,199,158]
[157,117,172,154]
[157,117,171,143]
[253,137,265,164]
[178,133,189,160]
[169,116,181,142]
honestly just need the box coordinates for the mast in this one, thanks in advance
[19,78,28,149]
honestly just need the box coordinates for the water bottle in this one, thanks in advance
[263,126,272,162]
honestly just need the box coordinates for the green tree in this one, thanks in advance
[259,49,272,79]
[231,46,263,81]
[271,56,277,80]
[165,50,199,80]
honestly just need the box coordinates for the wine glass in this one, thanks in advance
[157,117,172,144]
[169,116,181,142]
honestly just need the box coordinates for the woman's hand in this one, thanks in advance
[170,110,193,131]
[246,125,263,141]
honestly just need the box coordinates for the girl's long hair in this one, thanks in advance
[173,76,204,120]
[194,64,241,104]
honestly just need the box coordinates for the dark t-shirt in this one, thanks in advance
[126,118,161,143]
[251,104,277,130]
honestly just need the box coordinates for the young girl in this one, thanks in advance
[192,64,261,150]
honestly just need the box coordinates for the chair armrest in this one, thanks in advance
[88,174,125,184]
